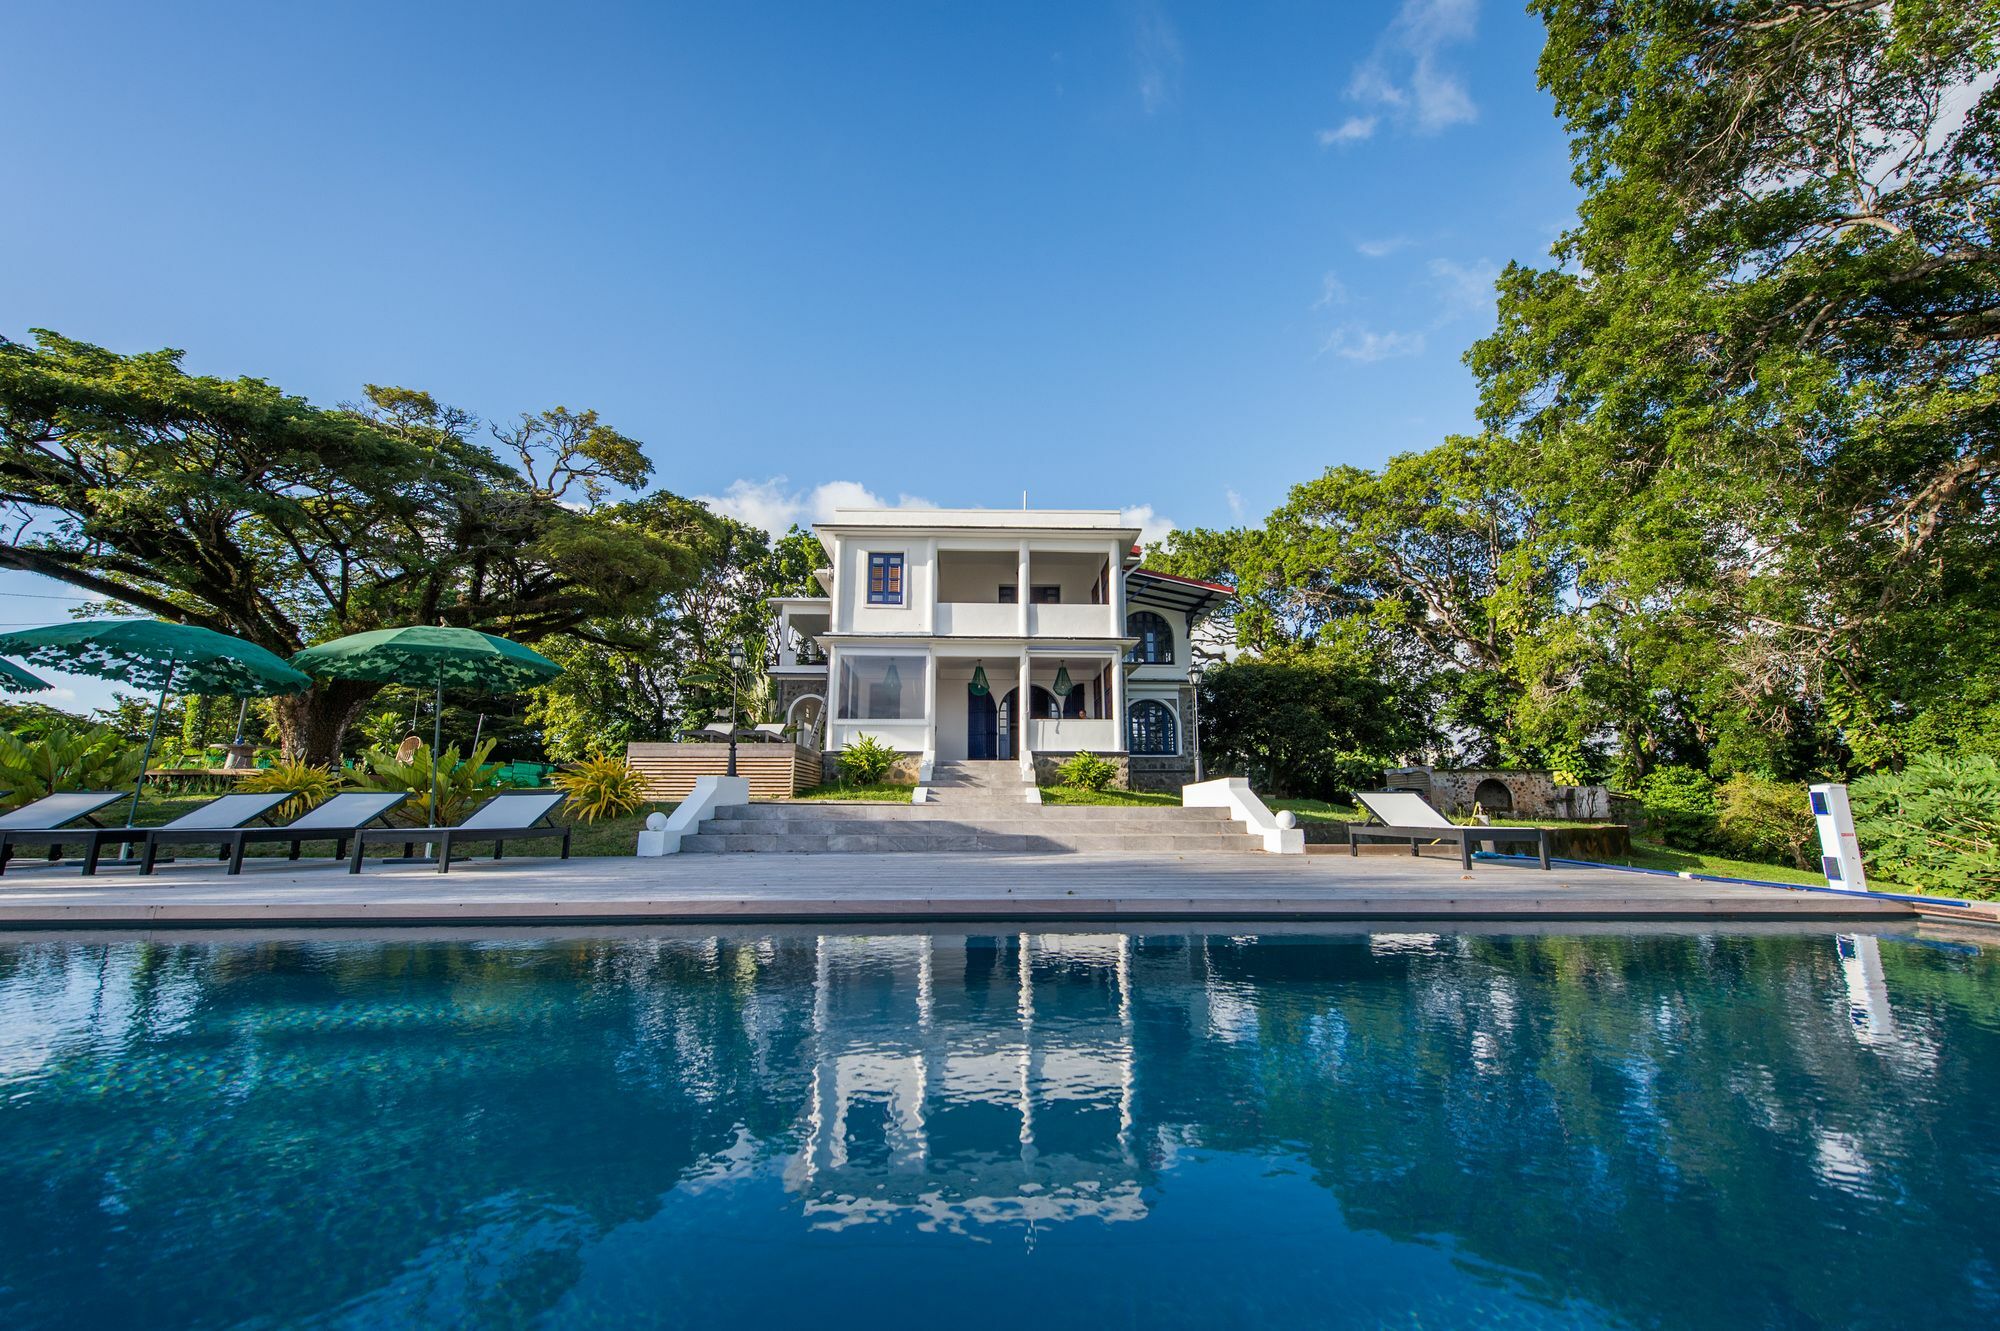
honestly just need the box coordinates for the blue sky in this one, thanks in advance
[3,1,1577,710]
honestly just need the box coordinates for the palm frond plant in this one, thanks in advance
[552,754,648,823]
[237,759,343,821]
[0,729,147,810]
[353,739,503,827]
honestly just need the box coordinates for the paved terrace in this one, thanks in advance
[0,847,1937,929]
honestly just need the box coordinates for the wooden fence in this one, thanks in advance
[625,742,821,801]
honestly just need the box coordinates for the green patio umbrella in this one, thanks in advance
[0,619,313,826]
[0,658,51,693]
[289,626,562,819]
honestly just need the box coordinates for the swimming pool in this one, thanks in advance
[1,927,1994,1329]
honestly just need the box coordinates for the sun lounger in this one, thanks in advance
[139,791,410,875]
[751,722,789,741]
[347,790,571,874]
[1347,791,1552,870]
[0,791,132,869]
[0,792,292,875]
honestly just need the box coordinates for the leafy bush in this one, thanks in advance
[1636,765,1719,849]
[238,759,342,821]
[1714,773,1817,869]
[837,735,899,785]
[0,728,146,809]
[353,739,503,827]
[1851,755,2000,899]
[552,754,647,823]
[1053,751,1120,792]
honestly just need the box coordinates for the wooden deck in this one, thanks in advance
[0,847,1930,930]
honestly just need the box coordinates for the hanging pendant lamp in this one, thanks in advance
[1052,662,1072,696]
[970,663,990,697]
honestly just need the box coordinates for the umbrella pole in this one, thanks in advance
[121,658,176,861]
[432,673,444,828]
[231,696,249,745]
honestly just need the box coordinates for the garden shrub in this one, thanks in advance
[1636,765,1719,850]
[1054,751,1120,792]
[1714,773,1817,869]
[553,754,648,823]
[238,759,342,821]
[354,738,504,826]
[837,735,899,785]
[0,728,146,809]
[1851,755,2000,900]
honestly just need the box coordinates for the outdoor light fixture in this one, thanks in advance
[726,645,746,778]
[970,663,989,697]
[1052,662,1072,696]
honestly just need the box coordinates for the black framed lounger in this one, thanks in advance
[0,791,133,871]
[0,792,293,875]
[139,791,411,875]
[1347,791,1552,870]
[348,791,571,874]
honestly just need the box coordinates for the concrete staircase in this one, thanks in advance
[678,761,1263,855]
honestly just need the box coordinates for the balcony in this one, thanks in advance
[1026,717,1121,754]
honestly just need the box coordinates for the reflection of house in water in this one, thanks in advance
[789,934,1149,1231]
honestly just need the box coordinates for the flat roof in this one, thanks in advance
[817,507,1140,537]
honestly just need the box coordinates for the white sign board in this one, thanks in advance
[1809,782,1869,892]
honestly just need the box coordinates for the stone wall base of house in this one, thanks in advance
[1032,752,1132,789]
[1128,754,1195,793]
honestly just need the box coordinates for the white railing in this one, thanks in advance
[1026,717,1120,753]
[1028,604,1117,638]
[826,719,929,754]
[935,602,1021,637]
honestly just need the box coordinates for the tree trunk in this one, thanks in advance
[272,679,385,763]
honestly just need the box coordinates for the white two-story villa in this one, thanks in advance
[769,508,1231,791]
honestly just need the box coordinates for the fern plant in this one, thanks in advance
[353,739,503,827]
[837,735,899,785]
[552,754,648,823]
[1054,750,1120,792]
[1851,755,2000,899]
[238,759,342,821]
[0,729,147,809]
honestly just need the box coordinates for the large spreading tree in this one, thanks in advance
[0,330,688,760]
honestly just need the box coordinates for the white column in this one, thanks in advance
[922,650,938,759]
[1018,649,1032,770]
[1016,540,1031,637]
[825,645,841,750]
[1110,651,1125,751]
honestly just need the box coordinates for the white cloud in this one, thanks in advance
[1355,235,1413,258]
[1316,116,1377,147]
[1225,488,1247,522]
[1427,255,1500,323]
[1134,6,1183,114]
[1339,0,1480,137]
[1313,271,1349,309]
[1121,504,1176,546]
[1319,325,1427,362]
[694,477,935,536]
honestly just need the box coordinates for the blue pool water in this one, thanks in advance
[2,927,1997,1330]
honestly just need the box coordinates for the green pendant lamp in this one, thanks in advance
[1052,662,1072,696]
[969,663,990,697]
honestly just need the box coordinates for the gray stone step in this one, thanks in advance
[694,815,1251,838]
[679,830,1261,854]
[714,802,1231,823]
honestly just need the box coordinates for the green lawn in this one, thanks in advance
[792,781,916,802]
[1039,785,1181,807]
[1267,797,1362,824]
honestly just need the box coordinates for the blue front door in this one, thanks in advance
[967,687,998,759]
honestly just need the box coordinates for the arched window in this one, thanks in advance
[1127,700,1178,755]
[1125,611,1174,664]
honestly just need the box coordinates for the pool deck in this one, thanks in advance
[0,847,1954,930]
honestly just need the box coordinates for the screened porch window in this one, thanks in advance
[837,654,926,719]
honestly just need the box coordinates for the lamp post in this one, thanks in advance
[1187,660,1204,783]
[727,645,746,778]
